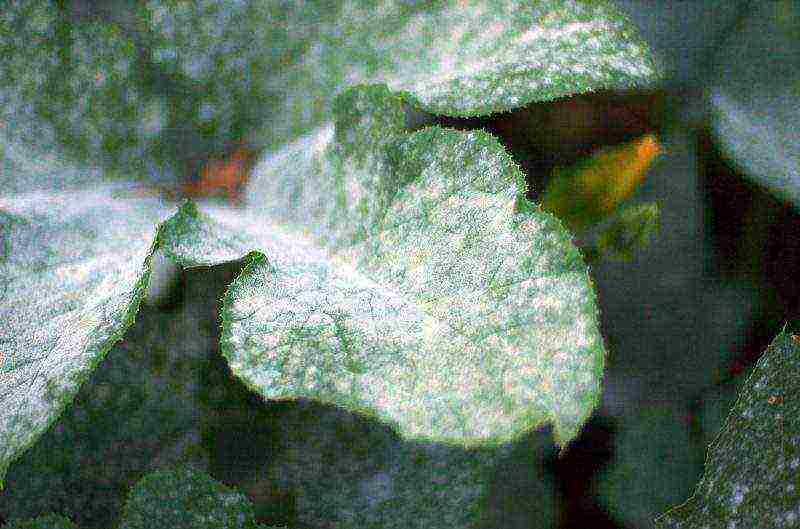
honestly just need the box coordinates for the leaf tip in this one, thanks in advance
[636,133,661,164]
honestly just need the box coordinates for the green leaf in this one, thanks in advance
[594,201,661,262]
[219,84,604,454]
[707,1,800,210]
[1,0,662,526]
[653,322,800,528]
[117,465,262,529]
[1,0,662,184]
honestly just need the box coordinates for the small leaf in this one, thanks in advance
[540,134,661,234]
[595,201,661,262]
[117,465,260,529]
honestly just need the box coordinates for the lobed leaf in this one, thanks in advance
[218,83,606,454]
[1,0,662,525]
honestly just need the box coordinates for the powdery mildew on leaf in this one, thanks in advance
[386,0,660,114]
[0,185,173,492]
[654,324,800,529]
[1,0,661,178]
[1,0,662,525]
[219,83,605,455]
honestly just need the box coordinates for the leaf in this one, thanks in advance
[117,465,264,529]
[540,133,661,234]
[707,0,800,210]
[594,200,661,262]
[0,230,217,527]
[1,0,663,186]
[1,0,662,526]
[219,83,608,454]
[653,322,800,529]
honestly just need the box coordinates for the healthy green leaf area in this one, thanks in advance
[1,0,662,526]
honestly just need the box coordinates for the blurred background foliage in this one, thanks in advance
[2,1,799,528]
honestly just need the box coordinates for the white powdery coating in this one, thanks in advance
[383,0,656,111]
[212,125,601,445]
[0,192,166,478]
[211,205,426,386]
[210,212,499,440]
[246,123,335,228]
[257,0,657,142]
[708,89,800,208]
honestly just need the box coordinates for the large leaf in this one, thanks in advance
[707,1,800,210]
[653,322,800,528]
[1,0,662,526]
[227,84,605,452]
[1,0,662,186]
[0,197,215,528]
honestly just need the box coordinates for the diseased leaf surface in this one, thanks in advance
[1,0,662,526]
[654,324,800,529]
[0,185,172,491]
[222,92,605,453]
[1,0,661,183]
